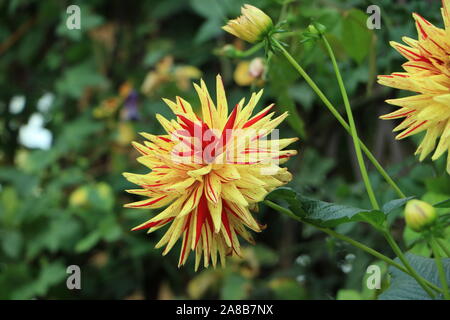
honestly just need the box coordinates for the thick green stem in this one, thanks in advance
[264,200,443,294]
[322,36,379,210]
[430,237,450,300]
[437,239,450,258]
[383,230,435,298]
[272,38,406,199]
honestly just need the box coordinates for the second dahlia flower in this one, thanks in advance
[123,75,297,269]
[378,1,450,173]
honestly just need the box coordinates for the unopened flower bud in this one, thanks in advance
[222,5,273,43]
[307,24,320,35]
[404,199,437,232]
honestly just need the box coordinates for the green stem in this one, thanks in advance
[272,38,406,199]
[437,239,450,258]
[383,230,435,298]
[322,36,379,210]
[264,200,443,294]
[234,41,265,58]
[430,237,450,300]
[226,32,302,58]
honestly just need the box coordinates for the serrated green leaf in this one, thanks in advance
[265,187,305,216]
[379,254,450,300]
[266,187,385,227]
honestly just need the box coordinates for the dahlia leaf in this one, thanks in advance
[266,187,401,227]
[379,254,450,300]
[382,196,416,214]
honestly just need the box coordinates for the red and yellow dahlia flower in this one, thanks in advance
[123,75,297,269]
[378,1,450,173]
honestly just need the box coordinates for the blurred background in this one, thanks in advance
[0,0,448,300]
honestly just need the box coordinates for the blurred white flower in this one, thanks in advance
[19,113,52,150]
[37,92,55,113]
[9,95,26,114]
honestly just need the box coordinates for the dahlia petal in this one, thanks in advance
[216,75,228,129]
[380,108,416,120]
[188,165,212,180]
[156,114,178,134]
[204,173,221,203]
[385,94,433,108]
[194,194,209,248]
[131,217,174,232]
[207,197,223,233]
[220,210,233,248]
[178,184,203,217]
[157,216,185,252]
[124,194,173,209]
[167,177,197,192]
[239,186,267,203]
[223,200,261,232]
[235,89,264,128]
[432,131,450,161]
[178,214,194,267]
[131,141,152,155]
[147,195,189,222]
[194,83,217,129]
[396,120,429,139]
[415,124,444,160]
[417,103,450,121]
[243,103,274,128]
[221,182,248,206]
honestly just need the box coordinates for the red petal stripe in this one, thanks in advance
[195,194,209,248]
[128,195,168,207]
[177,97,187,113]
[382,110,415,119]
[243,104,273,128]
[398,120,428,139]
[132,217,174,231]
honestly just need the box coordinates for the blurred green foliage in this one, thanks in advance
[0,0,448,300]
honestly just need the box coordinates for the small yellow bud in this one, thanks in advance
[69,187,89,207]
[222,4,273,43]
[404,200,437,232]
